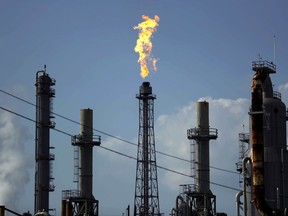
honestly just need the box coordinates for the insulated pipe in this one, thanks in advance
[243,157,252,216]
[236,191,243,216]
[251,71,288,216]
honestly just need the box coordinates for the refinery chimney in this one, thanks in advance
[62,108,101,216]
[171,101,219,216]
[79,109,95,199]
[189,102,216,193]
[186,101,218,215]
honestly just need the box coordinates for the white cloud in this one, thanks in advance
[278,82,288,105]
[278,82,288,91]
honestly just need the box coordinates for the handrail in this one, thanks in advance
[252,60,276,73]
[187,127,218,140]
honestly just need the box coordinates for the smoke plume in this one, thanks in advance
[0,111,32,211]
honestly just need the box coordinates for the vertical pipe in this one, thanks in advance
[236,191,243,216]
[143,98,149,215]
[281,149,286,207]
[242,157,252,216]
[277,188,280,209]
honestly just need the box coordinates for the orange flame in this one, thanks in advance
[134,15,160,78]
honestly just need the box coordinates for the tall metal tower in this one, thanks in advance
[134,82,160,216]
[235,60,288,216]
[186,101,218,216]
[61,109,101,216]
[35,66,56,214]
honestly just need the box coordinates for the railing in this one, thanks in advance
[187,127,218,140]
[49,88,55,96]
[71,134,101,146]
[273,91,282,100]
[50,78,56,86]
[239,133,249,143]
[179,184,197,194]
[62,189,81,199]
[252,60,276,72]
[49,121,55,128]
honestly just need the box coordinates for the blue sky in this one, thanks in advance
[0,1,287,215]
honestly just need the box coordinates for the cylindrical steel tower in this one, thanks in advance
[188,101,218,193]
[35,67,55,214]
[246,60,288,216]
[61,109,101,216]
[134,82,160,216]
[195,102,212,193]
[79,109,94,199]
[187,101,218,216]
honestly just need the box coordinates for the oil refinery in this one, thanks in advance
[0,59,287,216]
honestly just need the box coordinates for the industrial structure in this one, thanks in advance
[172,101,218,216]
[62,109,101,216]
[134,82,161,216]
[35,66,56,215]
[236,60,288,216]
[171,101,223,216]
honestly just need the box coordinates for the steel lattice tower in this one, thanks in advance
[134,82,160,216]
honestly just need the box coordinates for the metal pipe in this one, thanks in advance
[236,191,243,216]
[251,71,288,216]
[277,188,280,209]
[175,196,186,216]
[243,157,252,216]
[171,208,176,216]
[281,149,286,207]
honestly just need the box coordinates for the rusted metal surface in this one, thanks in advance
[251,71,288,216]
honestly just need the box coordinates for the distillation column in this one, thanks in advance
[35,67,55,214]
[134,82,160,216]
[245,60,288,216]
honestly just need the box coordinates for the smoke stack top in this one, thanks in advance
[140,82,152,95]
[134,15,160,79]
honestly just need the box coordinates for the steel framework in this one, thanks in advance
[134,82,160,216]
